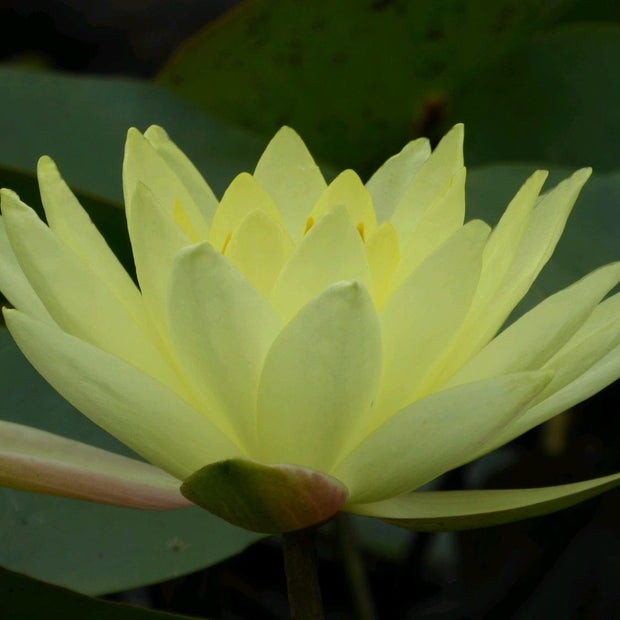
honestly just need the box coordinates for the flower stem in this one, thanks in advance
[282,527,325,620]
[334,514,377,620]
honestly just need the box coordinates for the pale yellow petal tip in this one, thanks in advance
[0,188,23,212]
[36,154,56,172]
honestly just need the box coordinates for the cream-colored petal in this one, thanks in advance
[425,168,591,390]
[366,137,431,223]
[308,169,377,238]
[257,281,382,471]
[37,156,146,328]
[489,343,620,452]
[253,127,326,238]
[123,128,210,240]
[269,206,372,324]
[2,190,181,393]
[144,125,218,226]
[127,182,192,331]
[346,472,620,531]
[0,421,191,509]
[535,292,620,399]
[225,209,294,297]
[374,220,490,425]
[4,309,242,478]
[209,172,286,251]
[333,371,551,504]
[475,170,548,307]
[448,262,620,387]
[389,124,464,239]
[0,216,53,323]
[168,243,282,452]
[364,221,399,309]
[389,166,466,293]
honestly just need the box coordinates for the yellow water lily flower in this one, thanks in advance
[1,125,620,533]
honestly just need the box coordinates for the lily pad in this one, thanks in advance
[157,0,571,173]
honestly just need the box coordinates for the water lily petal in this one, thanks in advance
[389,124,464,239]
[257,281,382,471]
[426,168,591,390]
[364,221,399,310]
[2,190,180,392]
[144,125,219,225]
[374,220,489,423]
[366,137,431,223]
[490,343,620,452]
[0,217,52,323]
[449,262,620,387]
[333,371,551,504]
[169,242,281,451]
[0,421,190,509]
[123,127,210,239]
[346,472,620,531]
[37,156,145,327]
[209,172,286,251]
[225,209,294,297]
[253,126,326,238]
[389,166,466,292]
[127,182,192,331]
[4,309,241,479]
[308,169,377,236]
[270,206,372,324]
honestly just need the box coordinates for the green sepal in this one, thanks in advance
[181,459,348,533]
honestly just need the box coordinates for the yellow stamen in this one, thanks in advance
[357,221,365,242]
[303,217,315,236]
[221,231,233,254]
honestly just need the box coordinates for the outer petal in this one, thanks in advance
[425,168,592,389]
[332,371,551,504]
[269,206,372,324]
[37,156,145,328]
[127,182,192,331]
[366,137,431,223]
[0,218,52,324]
[389,165,466,293]
[144,125,219,225]
[123,128,210,239]
[346,472,620,531]
[0,421,191,509]
[389,124,464,239]
[4,309,242,479]
[448,262,620,387]
[2,190,181,393]
[374,220,489,424]
[168,242,282,451]
[489,343,620,452]
[253,127,327,238]
[257,281,382,471]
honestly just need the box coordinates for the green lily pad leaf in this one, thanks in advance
[452,25,620,171]
[0,66,265,201]
[347,471,620,531]
[158,0,571,173]
[0,567,203,619]
[182,459,348,534]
